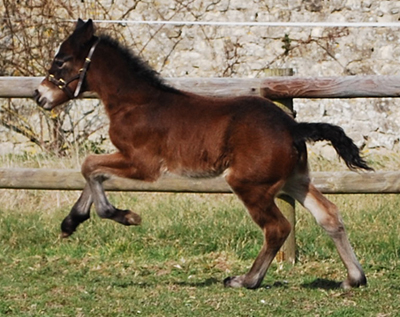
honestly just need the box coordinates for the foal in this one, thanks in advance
[35,19,372,289]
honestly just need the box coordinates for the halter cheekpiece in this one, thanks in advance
[47,38,100,99]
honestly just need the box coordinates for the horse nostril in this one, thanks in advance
[33,90,46,107]
[33,89,42,104]
[33,89,39,99]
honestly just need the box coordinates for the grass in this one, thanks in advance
[0,151,400,316]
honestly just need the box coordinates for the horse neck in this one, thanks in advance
[86,46,162,113]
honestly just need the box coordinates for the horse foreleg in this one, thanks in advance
[81,153,142,227]
[87,172,141,226]
[286,180,367,288]
[224,180,291,289]
[61,183,93,237]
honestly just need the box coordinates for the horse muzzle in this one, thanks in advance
[34,90,50,110]
[33,83,61,110]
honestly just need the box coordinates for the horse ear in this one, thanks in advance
[73,19,95,45]
[75,18,85,30]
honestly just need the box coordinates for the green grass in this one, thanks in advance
[0,190,400,316]
[0,151,400,316]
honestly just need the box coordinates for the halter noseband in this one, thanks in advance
[47,38,100,99]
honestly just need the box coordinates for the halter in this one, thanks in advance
[47,38,100,99]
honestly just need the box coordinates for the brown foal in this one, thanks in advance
[35,19,372,289]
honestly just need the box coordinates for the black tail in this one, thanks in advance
[293,122,373,171]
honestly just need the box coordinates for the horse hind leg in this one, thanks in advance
[224,178,291,289]
[284,178,367,288]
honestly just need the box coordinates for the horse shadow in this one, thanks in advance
[300,278,342,290]
[133,278,342,290]
[111,276,341,290]
[174,278,221,288]
[177,278,342,290]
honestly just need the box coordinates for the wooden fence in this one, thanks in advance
[1,75,400,264]
[2,75,400,99]
[0,168,399,194]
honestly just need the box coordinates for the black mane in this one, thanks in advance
[98,34,182,94]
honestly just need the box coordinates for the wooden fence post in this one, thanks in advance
[275,194,296,264]
[263,69,296,265]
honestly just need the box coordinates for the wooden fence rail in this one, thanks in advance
[2,75,400,99]
[1,168,400,194]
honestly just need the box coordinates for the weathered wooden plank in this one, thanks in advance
[0,77,43,98]
[0,168,399,194]
[2,76,400,99]
[0,77,99,99]
[311,171,400,194]
[260,76,400,99]
[169,77,262,97]
[0,77,262,99]
[0,168,229,192]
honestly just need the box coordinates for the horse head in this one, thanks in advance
[34,19,98,110]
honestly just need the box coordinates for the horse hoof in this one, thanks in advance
[341,274,367,289]
[223,276,244,288]
[125,211,141,226]
[60,216,77,238]
[60,231,72,239]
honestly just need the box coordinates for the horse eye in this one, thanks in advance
[54,60,65,68]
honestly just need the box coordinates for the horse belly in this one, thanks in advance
[163,149,229,179]
[177,168,225,179]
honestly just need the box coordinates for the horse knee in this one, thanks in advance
[81,155,109,181]
[81,155,97,178]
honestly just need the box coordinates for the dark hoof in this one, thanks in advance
[60,214,90,238]
[61,216,76,238]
